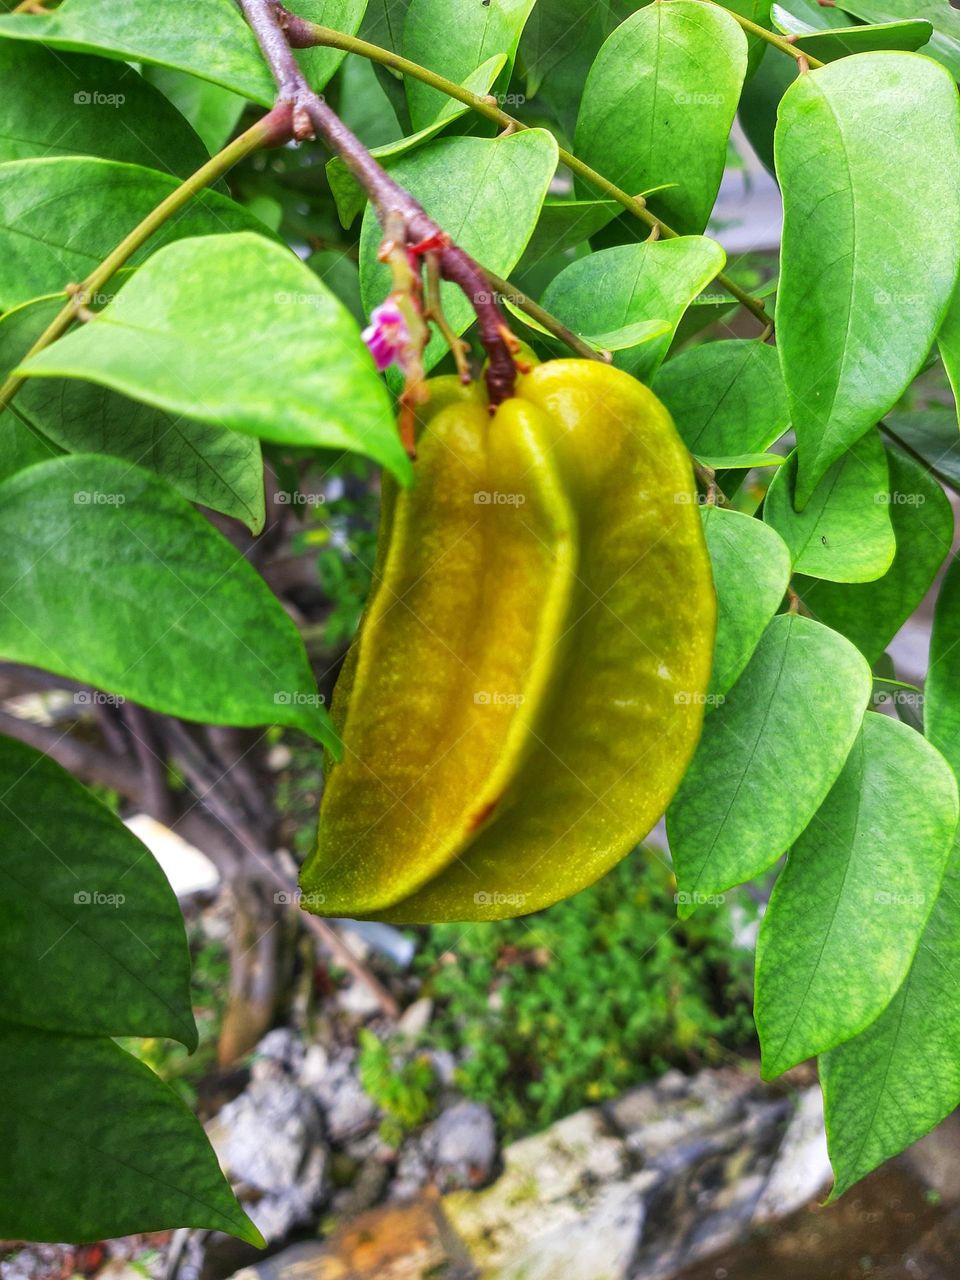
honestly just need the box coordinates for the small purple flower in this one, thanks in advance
[362,299,410,372]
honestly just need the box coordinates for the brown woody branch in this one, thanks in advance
[238,0,517,404]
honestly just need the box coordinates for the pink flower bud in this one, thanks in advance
[362,300,410,372]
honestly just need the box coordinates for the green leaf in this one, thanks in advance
[519,0,613,132]
[0,296,265,533]
[925,553,960,779]
[737,44,795,175]
[726,0,774,76]
[772,0,855,29]
[0,454,337,748]
[697,452,784,469]
[755,713,958,1079]
[327,55,507,227]
[775,53,960,505]
[575,1,748,234]
[0,737,196,1046]
[539,238,727,379]
[884,408,960,484]
[701,507,791,698]
[518,198,622,268]
[668,614,872,912]
[821,835,960,1198]
[772,6,933,60]
[763,431,896,583]
[937,278,960,412]
[402,0,536,129]
[0,156,272,310]
[359,0,412,127]
[0,0,275,102]
[0,44,211,173]
[653,340,789,461]
[291,0,370,94]
[840,0,960,79]
[0,1023,262,1243]
[19,232,410,483]
[143,65,245,154]
[0,415,61,483]
[359,132,558,373]
[798,446,953,664]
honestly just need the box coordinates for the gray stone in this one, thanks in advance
[422,1101,497,1192]
[300,1044,379,1143]
[752,1086,831,1224]
[396,996,434,1043]
[207,1076,328,1241]
[606,1069,759,1163]
[443,1107,628,1270]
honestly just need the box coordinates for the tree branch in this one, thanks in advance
[275,8,774,330]
[239,0,517,404]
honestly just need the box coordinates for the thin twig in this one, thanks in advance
[240,0,518,403]
[277,10,774,330]
[483,271,608,362]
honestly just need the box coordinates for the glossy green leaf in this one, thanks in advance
[798,446,953,664]
[821,835,960,1198]
[359,0,412,126]
[726,0,774,75]
[143,66,244,153]
[0,416,60,483]
[519,199,622,268]
[763,431,896,583]
[0,454,337,748]
[772,6,933,60]
[575,1,748,234]
[0,156,271,310]
[20,233,410,483]
[926,554,960,779]
[755,713,958,1079]
[403,0,536,128]
[884,408,960,485]
[653,340,789,461]
[840,0,960,78]
[698,452,783,469]
[519,0,614,132]
[0,0,275,102]
[539,238,726,379]
[701,507,791,698]
[0,296,265,532]
[668,614,871,913]
[0,44,211,173]
[772,0,855,29]
[0,737,196,1046]
[0,1023,262,1243]
[775,53,960,505]
[327,55,507,227]
[291,0,370,94]
[360,132,558,373]
[937,279,960,413]
[737,43,794,175]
